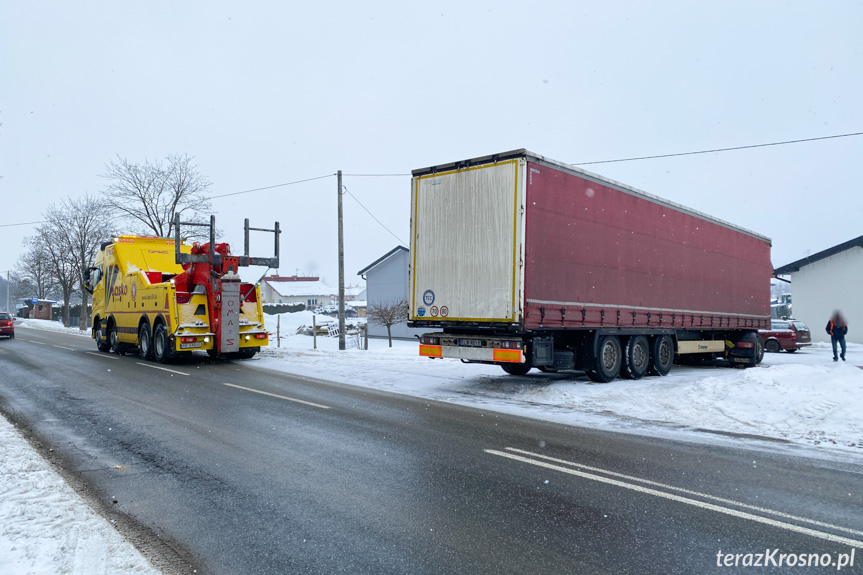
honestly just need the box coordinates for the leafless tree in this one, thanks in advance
[32,224,78,327]
[366,298,410,347]
[43,195,116,330]
[102,153,213,239]
[16,240,59,300]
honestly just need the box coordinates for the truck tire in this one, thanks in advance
[153,324,170,364]
[138,323,153,360]
[588,335,622,383]
[108,324,121,354]
[648,335,674,376]
[95,322,111,352]
[620,335,649,380]
[501,363,532,376]
[765,339,780,353]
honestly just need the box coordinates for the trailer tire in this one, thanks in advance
[153,323,170,364]
[620,335,650,380]
[138,323,153,360]
[588,335,622,383]
[648,335,674,376]
[501,363,532,376]
[765,339,780,353]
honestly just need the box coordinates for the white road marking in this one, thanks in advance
[52,345,75,351]
[223,383,331,410]
[86,352,119,360]
[485,448,863,548]
[505,447,863,538]
[28,341,46,345]
[135,362,190,376]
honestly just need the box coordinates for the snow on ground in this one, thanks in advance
[0,415,162,575]
[3,315,863,573]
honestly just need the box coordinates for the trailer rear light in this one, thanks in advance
[736,341,755,349]
[498,340,521,349]
[254,333,267,339]
[203,337,210,343]
[421,336,440,345]
[180,336,197,343]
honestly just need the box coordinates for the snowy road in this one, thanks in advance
[2,321,863,574]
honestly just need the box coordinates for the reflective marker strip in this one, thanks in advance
[419,345,442,357]
[493,349,522,363]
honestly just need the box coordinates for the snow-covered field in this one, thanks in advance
[3,315,862,574]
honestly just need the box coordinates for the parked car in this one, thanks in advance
[0,312,14,339]
[759,320,811,353]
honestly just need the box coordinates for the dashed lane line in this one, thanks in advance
[485,448,863,548]
[52,345,75,351]
[223,383,331,410]
[86,352,119,360]
[135,362,190,376]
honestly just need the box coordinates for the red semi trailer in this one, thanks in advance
[408,149,770,382]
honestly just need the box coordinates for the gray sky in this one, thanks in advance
[1,1,861,286]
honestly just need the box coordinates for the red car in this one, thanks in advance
[0,312,14,339]
[759,320,811,353]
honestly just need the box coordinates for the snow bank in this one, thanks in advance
[0,416,161,575]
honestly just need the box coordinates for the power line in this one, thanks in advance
[343,173,410,177]
[572,131,863,166]
[0,220,45,228]
[342,185,407,246]
[210,173,335,199]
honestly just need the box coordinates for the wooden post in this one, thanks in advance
[313,314,317,350]
[277,315,280,348]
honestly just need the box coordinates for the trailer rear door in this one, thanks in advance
[410,159,523,323]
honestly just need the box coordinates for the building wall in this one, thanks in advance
[365,251,424,340]
[790,247,863,344]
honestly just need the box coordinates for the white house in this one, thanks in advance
[773,235,863,344]
[260,275,335,309]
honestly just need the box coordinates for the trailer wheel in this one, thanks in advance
[620,335,650,380]
[587,335,622,383]
[648,335,674,376]
[138,323,153,360]
[501,363,532,376]
[764,339,781,353]
[153,324,169,364]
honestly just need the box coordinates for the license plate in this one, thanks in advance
[732,357,749,363]
[459,339,483,347]
[180,342,202,349]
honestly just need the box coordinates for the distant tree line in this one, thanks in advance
[10,154,213,328]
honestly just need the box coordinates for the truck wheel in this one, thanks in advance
[95,322,111,352]
[765,339,780,353]
[501,363,531,376]
[108,324,121,354]
[648,335,674,376]
[153,324,170,364]
[138,323,153,360]
[620,335,650,380]
[588,335,621,383]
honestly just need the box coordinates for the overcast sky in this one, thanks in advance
[1,1,861,287]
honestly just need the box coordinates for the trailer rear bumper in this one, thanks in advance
[419,333,526,363]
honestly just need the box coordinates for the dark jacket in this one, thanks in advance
[826,320,848,337]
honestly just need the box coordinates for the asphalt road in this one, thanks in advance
[1,325,862,574]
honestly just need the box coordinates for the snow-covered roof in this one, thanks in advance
[265,279,334,297]
[774,234,863,275]
[357,246,408,276]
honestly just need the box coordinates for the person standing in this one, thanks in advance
[826,311,848,362]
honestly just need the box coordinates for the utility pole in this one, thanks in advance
[337,170,346,350]
[5,270,9,313]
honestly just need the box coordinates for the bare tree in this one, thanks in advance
[16,240,59,300]
[32,224,78,327]
[43,195,116,330]
[366,298,410,347]
[102,154,213,239]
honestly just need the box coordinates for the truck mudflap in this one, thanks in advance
[419,333,526,363]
